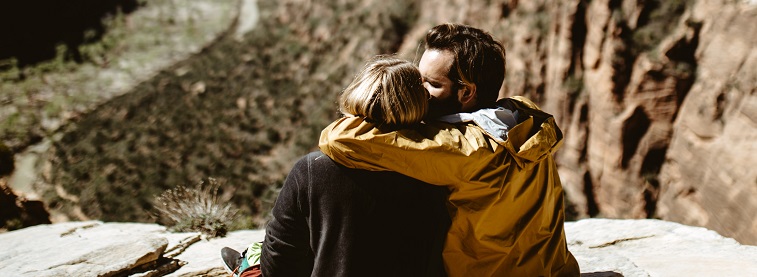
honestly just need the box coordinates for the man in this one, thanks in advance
[320,23,580,276]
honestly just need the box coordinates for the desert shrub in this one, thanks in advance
[153,178,237,238]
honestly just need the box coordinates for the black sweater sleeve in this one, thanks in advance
[261,155,314,277]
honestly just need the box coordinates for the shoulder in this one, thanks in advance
[497,96,540,110]
[292,151,340,172]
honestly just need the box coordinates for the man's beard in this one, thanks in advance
[425,91,463,120]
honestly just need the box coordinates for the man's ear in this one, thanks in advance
[458,83,477,109]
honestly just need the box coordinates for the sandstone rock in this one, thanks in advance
[0,217,263,276]
[0,221,168,276]
[3,220,756,276]
[470,0,757,245]
[567,219,757,276]
[657,1,757,245]
[165,229,265,277]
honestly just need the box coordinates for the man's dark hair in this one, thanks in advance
[425,23,506,108]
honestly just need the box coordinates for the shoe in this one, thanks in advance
[221,247,243,276]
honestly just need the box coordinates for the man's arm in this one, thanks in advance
[318,116,503,187]
[260,157,314,277]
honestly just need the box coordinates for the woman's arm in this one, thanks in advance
[261,156,314,276]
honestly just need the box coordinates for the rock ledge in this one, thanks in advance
[1,219,755,276]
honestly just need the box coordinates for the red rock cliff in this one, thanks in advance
[392,0,756,244]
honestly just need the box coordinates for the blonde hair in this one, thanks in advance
[339,56,427,127]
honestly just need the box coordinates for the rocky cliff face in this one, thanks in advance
[547,0,756,245]
[656,1,757,247]
[389,0,756,244]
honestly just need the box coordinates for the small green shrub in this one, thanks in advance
[153,178,237,238]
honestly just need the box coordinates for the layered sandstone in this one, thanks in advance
[392,0,756,244]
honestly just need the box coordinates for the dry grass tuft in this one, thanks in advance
[154,178,237,238]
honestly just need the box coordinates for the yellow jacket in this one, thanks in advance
[319,96,579,276]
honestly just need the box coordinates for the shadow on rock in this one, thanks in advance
[582,272,623,277]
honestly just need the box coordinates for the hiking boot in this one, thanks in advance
[221,247,243,276]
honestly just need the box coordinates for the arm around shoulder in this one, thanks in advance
[318,116,498,187]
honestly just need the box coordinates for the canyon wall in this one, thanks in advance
[390,0,756,244]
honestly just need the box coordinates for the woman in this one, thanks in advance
[226,56,447,277]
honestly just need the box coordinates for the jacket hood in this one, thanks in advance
[494,96,563,167]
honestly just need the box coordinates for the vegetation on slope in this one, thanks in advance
[0,0,236,153]
[43,0,420,226]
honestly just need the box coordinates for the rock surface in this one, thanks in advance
[0,221,265,277]
[2,219,756,276]
[550,0,757,245]
[0,221,169,276]
[656,1,757,246]
[567,219,757,276]
[165,230,264,277]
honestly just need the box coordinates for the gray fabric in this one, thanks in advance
[261,151,450,277]
[436,107,518,142]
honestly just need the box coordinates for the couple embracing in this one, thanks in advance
[226,23,579,277]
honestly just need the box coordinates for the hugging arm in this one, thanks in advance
[318,116,499,187]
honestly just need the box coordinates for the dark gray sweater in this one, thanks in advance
[261,151,450,277]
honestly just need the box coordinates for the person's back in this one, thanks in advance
[261,151,449,277]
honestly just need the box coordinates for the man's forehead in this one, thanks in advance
[419,49,453,79]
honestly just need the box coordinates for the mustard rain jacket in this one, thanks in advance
[319,96,579,276]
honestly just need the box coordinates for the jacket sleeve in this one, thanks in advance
[261,157,314,277]
[318,116,503,187]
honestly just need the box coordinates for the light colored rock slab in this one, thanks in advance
[159,232,202,259]
[567,219,757,277]
[0,221,168,277]
[4,220,755,276]
[166,230,265,277]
